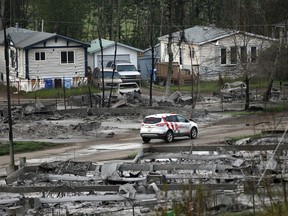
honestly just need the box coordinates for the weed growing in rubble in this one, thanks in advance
[156,183,211,216]
[0,141,66,155]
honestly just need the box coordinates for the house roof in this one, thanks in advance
[0,27,90,49]
[274,21,288,28]
[88,38,143,54]
[158,25,277,45]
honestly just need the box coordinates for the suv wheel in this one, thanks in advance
[142,137,150,144]
[165,130,174,143]
[190,127,198,139]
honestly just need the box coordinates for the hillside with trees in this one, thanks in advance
[0,0,287,49]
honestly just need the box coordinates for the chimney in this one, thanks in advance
[41,20,44,32]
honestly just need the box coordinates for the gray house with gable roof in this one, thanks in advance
[0,27,90,91]
[139,25,278,81]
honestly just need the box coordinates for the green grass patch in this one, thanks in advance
[0,141,67,156]
[124,152,138,160]
[169,80,220,93]
[19,86,100,99]
[263,103,288,113]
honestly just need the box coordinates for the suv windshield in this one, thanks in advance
[143,117,161,124]
[117,65,137,71]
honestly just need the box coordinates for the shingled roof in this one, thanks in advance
[0,27,89,49]
[158,25,276,45]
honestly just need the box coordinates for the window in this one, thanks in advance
[179,48,182,65]
[240,46,247,63]
[10,50,16,68]
[61,51,74,64]
[164,115,178,122]
[189,47,195,59]
[116,65,136,71]
[143,117,161,124]
[251,47,257,63]
[177,115,189,123]
[230,47,237,64]
[35,52,45,61]
[221,48,226,64]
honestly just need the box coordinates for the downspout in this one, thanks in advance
[15,48,18,77]
[84,47,88,77]
[25,49,29,79]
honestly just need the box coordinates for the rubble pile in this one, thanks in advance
[0,96,230,142]
[1,134,288,215]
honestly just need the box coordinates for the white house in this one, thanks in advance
[139,25,278,81]
[0,27,90,91]
[87,39,143,71]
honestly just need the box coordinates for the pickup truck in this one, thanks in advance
[107,61,141,84]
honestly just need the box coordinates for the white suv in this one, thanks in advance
[140,113,198,143]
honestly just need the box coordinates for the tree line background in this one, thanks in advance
[1,0,287,49]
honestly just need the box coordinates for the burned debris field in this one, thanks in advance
[1,139,288,215]
[0,90,288,215]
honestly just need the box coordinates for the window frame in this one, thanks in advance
[10,49,16,68]
[230,46,237,65]
[221,48,227,65]
[61,51,75,64]
[35,51,46,61]
[251,46,257,63]
[189,47,195,59]
[240,46,247,64]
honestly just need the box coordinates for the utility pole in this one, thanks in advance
[2,16,15,171]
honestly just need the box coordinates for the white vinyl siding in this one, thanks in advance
[28,47,85,79]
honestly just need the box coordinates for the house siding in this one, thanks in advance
[158,32,275,80]
[138,45,161,80]
[154,23,280,81]
[28,47,85,79]
[0,46,5,81]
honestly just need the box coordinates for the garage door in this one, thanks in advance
[97,54,130,68]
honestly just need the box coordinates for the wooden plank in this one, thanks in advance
[143,143,288,153]
[0,185,120,193]
[39,194,157,203]
[141,153,237,161]
[119,163,232,171]
[0,183,237,194]
[5,167,24,185]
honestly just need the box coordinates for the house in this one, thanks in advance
[87,38,143,72]
[0,27,90,92]
[273,21,288,45]
[139,25,278,82]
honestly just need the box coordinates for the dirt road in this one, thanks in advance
[1,110,287,169]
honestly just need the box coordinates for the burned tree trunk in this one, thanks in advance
[263,48,280,102]
[164,0,174,99]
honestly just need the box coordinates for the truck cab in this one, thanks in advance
[107,61,141,84]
